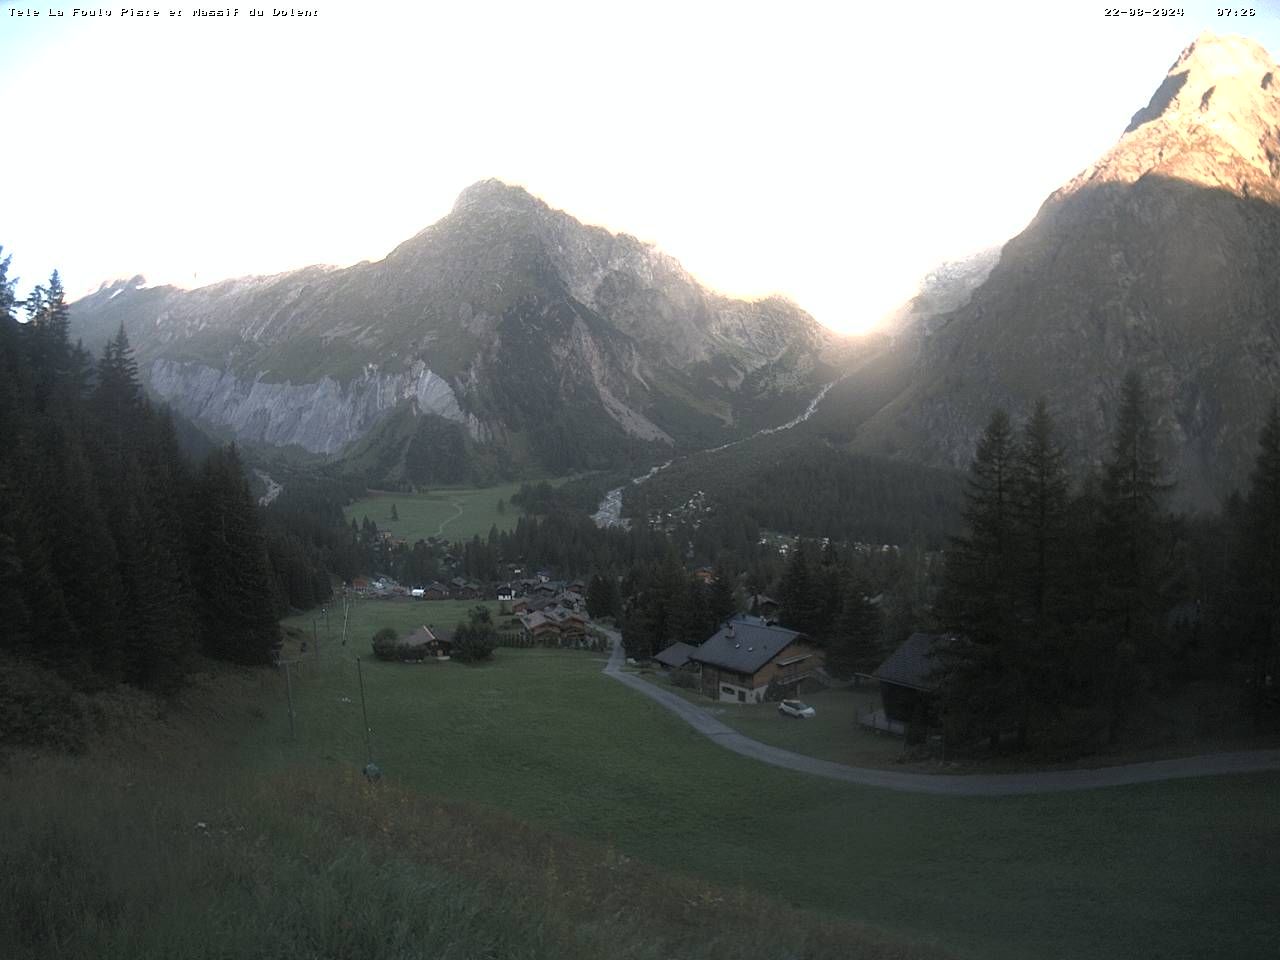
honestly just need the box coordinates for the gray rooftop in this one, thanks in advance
[689,620,806,675]
[653,642,697,669]
[871,632,955,691]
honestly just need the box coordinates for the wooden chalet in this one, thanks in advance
[689,616,821,703]
[862,632,953,735]
[546,606,589,640]
[400,625,453,660]
[653,641,697,671]
[421,581,450,601]
[517,611,561,642]
[748,594,781,620]
[449,577,480,600]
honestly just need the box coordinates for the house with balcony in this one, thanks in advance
[688,616,821,704]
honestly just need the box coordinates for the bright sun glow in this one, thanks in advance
[2,1,1279,334]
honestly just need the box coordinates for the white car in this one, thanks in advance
[778,699,815,719]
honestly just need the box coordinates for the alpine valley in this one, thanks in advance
[69,32,1280,508]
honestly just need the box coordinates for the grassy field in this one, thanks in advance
[1,670,933,960]
[230,637,1279,960]
[345,478,555,544]
[281,598,509,653]
[635,671,910,767]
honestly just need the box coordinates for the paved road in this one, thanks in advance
[601,631,1280,796]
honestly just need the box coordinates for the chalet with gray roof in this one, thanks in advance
[689,616,822,703]
[399,625,452,660]
[863,632,955,734]
[517,611,560,642]
[653,642,697,671]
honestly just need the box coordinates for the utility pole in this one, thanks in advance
[282,660,296,740]
[356,656,372,764]
[342,594,351,646]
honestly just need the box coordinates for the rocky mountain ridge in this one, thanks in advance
[844,32,1280,505]
[70,181,835,477]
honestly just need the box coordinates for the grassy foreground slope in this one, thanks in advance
[0,671,946,960]
[237,642,1278,960]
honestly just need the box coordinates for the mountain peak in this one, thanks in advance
[1057,33,1280,204]
[1173,31,1274,82]
[451,178,542,215]
[1125,32,1276,133]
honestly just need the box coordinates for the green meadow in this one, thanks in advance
[228,636,1278,960]
[282,598,507,651]
[4,597,1275,960]
[2,667,924,960]
[344,479,557,544]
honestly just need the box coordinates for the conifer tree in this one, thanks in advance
[1236,401,1280,728]
[826,575,883,682]
[1011,399,1070,624]
[937,409,1020,746]
[0,248,15,323]
[705,569,737,631]
[1007,399,1072,743]
[192,444,281,664]
[779,543,824,637]
[1096,371,1172,740]
[95,323,144,432]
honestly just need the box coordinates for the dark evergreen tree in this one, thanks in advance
[1008,399,1072,744]
[826,576,883,682]
[586,574,620,619]
[705,571,737,633]
[192,444,281,664]
[779,544,823,637]
[1235,401,1280,729]
[1096,371,1172,741]
[937,409,1020,746]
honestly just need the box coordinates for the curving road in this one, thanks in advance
[601,631,1280,796]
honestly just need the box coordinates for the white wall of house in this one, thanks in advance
[716,680,767,704]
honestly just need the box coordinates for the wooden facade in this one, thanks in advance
[695,638,823,703]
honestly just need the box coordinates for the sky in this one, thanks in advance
[3,1,1280,335]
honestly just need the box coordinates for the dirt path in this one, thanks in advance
[601,631,1280,796]
[434,498,465,538]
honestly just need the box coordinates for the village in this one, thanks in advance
[347,566,940,751]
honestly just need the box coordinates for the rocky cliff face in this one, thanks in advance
[70,182,834,473]
[849,33,1280,505]
[882,247,1001,343]
[148,358,485,455]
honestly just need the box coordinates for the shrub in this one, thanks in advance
[452,624,497,663]
[0,655,91,752]
[370,627,401,662]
